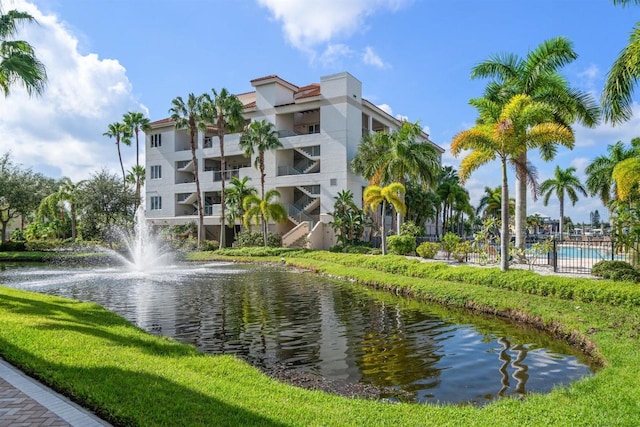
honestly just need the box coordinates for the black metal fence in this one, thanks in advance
[434,237,636,275]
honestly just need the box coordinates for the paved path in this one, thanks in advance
[0,358,110,427]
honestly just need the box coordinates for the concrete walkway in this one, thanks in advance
[0,358,110,427]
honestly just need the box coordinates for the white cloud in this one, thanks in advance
[0,1,145,182]
[258,0,409,65]
[574,103,640,148]
[362,46,388,69]
[318,44,354,67]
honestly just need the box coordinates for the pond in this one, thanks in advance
[0,261,594,405]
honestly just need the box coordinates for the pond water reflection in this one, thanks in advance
[0,261,594,405]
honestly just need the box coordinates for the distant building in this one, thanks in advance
[145,72,443,249]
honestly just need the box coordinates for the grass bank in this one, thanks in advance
[1,251,639,425]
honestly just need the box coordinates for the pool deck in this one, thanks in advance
[0,358,111,427]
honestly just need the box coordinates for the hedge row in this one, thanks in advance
[291,252,640,307]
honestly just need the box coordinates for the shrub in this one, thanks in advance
[330,243,376,254]
[24,239,65,251]
[235,231,282,248]
[592,260,640,282]
[0,240,26,251]
[416,242,439,259]
[400,221,423,238]
[452,241,471,262]
[441,232,461,260]
[200,240,219,251]
[387,235,416,255]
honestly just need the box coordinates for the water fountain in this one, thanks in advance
[112,206,173,272]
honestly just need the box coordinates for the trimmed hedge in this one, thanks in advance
[291,252,640,307]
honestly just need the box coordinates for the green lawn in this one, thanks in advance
[1,251,639,426]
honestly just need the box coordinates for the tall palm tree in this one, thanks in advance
[471,37,599,254]
[476,186,515,219]
[540,166,587,241]
[225,175,257,237]
[602,0,640,123]
[586,138,640,210]
[242,188,287,246]
[200,88,245,249]
[123,112,151,206]
[125,165,145,210]
[363,183,406,255]
[103,122,132,184]
[352,121,439,233]
[58,177,85,240]
[169,93,204,246]
[0,6,47,97]
[451,94,574,271]
[239,120,283,198]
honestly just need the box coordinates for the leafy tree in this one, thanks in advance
[363,183,406,255]
[242,189,287,246]
[352,121,439,233]
[200,88,245,249]
[540,166,587,240]
[602,0,640,123]
[612,156,640,201]
[239,120,282,198]
[451,94,574,271]
[0,6,47,97]
[76,169,136,241]
[0,153,55,242]
[329,190,368,245]
[103,122,132,184]
[169,93,204,246]
[471,37,599,254]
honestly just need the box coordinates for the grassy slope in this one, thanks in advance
[0,252,638,426]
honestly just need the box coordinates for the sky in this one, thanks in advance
[1,0,639,224]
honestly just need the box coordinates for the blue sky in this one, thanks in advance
[1,0,639,224]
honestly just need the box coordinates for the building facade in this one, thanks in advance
[145,72,443,249]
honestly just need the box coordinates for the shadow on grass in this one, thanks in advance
[0,337,288,427]
[0,290,198,357]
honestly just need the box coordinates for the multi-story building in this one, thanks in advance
[145,72,443,249]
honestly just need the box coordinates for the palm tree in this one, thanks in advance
[586,138,640,210]
[225,176,257,238]
[125,165,146,210]
[103,122,132,183]
[169,93,204,246]
[239,120,283,198]
[471,37,599,254]
[363,183,406,255]
[602,0,640,123]
[200,88,245,249]
[0,7,47,97]
[352,121,439,233]
[242,189,287,246]
[540,166,587,241]
[612,156,640,201]
[123,112,151,206]
[451,94,574,271]
[36,177,84,240]
[476,186,515,220]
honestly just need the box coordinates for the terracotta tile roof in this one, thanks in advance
[295,83,320,99]
[149,117,173,126]
[250,74,299,89]
[244,100,256,108]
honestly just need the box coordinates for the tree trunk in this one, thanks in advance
[191,138,204,247]
[219,132,227,249]
[70,203,77,240]
[559,196,565,241]
[116,140,125,184]
[515,152,527,253]
[381,201,387,255]
[501,159,510,272]
[262,213,268,246]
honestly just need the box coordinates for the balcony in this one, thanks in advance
[213,169,240,182]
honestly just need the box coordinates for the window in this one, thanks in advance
[150,165,162,179]
[150,196,162,210]
[150,133,162,147]
[308,124,320,134]
[203,136,213,148]
[330,178,337,186]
